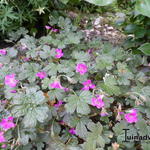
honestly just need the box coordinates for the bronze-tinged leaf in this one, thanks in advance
[44,92,56,106]
[44,92,50,99]
[47,100,56,106]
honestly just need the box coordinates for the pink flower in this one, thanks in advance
[0,116,16,131]
[63,87,69,92]
[91,95,104,109]
[0,49,7,55]
[10,90,17,93]
[36,71,47,79]
[1,144,7,148]
[54,100,63,108]
[100,112,108,117]
[23,57,30,62]
[124,109,138,123]
[87,49,93,54]
[5,74,18,88]
[0,132,6,143]
[69,128,76,135]
[0,100,7,104]
[119,112,124,115]
[82,80,95,91]
[76,63,88,75]
[52,28,59,32]
[50,81,63,89]
[0,63,3,68]
[45,25,52,30]
[55,49,64,59]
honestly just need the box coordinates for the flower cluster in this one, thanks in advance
[45,25,59,32]
[4,74,18,88]
[0,116,16,145]
[0,116,16,131]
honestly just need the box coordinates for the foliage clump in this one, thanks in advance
[0,16,150,150]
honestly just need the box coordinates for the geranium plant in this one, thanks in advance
[0,17,150,150]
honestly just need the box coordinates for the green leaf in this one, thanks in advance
[84,122,105,150]
[113,121,128,135]
[142,143,150,150]
[7,48,18,57]
[65,92,91,115]
[35,106,49,122]
[23,109,37,127]
[100,74,121,95]
[42,78,51,89]
[76,117,91,138]
[43,63,60,76]
[135,0,150,18]
[79,91,93,104]
[72,51,90,62]
[135,119,149,136]
[96,54,114,70]
[48,89,64,100]
[84,0,116,6]
[18,63,41,82]
[23,106,49,128]
[138,43,150,56]
[60,0,69,4]
[117,62,134,85]
[77,101,90,115]
[65,95,78,114]
[39,45,51,59]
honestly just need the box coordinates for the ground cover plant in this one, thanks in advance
[0,0,150,150]
[0,16,150,150]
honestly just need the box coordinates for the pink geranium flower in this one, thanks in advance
[23,57,30,62]
[50,81,63,89]
[0,132,6,143]
[0,63,3,68]
[1,144,7,148]
[10,90,17,93]
[82,80,95,91]
[36,71,47,79]
[124,109,138,123]
[0,116,16,131]
[0,49,7,55]
[69,128,76,135]
[63,87,69,92]
[52,28,59,32]
[45,25,52,30]
[91,95,104,109]
[55,49,64,59]
[5,74,18,88]
[54,100,63,108]
[76,63,88,75]
[87,49,93,54]
[100,112,108,117]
